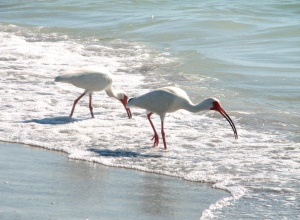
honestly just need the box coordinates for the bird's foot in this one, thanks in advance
[151,134,159,147]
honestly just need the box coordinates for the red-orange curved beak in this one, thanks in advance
[120,95,132,119]
[211,101,238,140]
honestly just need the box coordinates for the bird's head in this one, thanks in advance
[205,98,238,140]
[118,93,132,119]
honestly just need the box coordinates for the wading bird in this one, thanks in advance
[55,67,132,118]
[127,86,238,149]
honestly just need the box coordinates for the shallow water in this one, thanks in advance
[0,0,299,219]
[1,142,226,220]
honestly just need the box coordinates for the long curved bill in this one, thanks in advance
[211,101,238,139]
[120,104,132,119]
[218,109,238,140]
[120,96,132,119]
[126,107,132,119]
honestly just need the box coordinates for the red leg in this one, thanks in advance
[69,92,86,118]
[89,94,94,118]
[161,120,167,150]
[147,113,159,147]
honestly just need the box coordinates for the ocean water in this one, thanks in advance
[0,0,299,219]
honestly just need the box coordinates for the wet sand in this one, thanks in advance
[0,142,228,220]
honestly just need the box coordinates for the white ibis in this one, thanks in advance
[127,86,238,149]
[54,67,132,118]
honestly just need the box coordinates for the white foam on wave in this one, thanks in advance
[1,24,300,219]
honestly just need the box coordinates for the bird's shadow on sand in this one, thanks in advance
[22,116,87,125]
[88,148,163,158]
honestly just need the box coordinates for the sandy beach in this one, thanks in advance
[0,142,227,220]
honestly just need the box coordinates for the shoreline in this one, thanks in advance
[0,142,228,219]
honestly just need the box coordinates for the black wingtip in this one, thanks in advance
[128,98,135,102]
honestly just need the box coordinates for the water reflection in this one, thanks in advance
[139,174,175,217]
[1,143,226,219]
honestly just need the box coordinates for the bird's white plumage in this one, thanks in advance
[127,86,193,116]
[55,67,112,93]
[127,86,238,149]
[54,67,132,118]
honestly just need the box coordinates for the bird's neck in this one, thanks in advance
[183,100,210,113]
[105,85,121,99]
